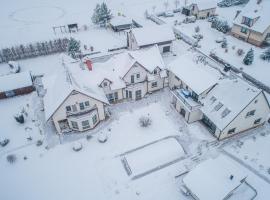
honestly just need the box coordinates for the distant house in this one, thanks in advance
[0,71,34,99]
[109,16,141,32]
[183,156,256,200]
[201,78,270,140]
[127,25,175,54]
[168,53,219,123]
[231,0,270,46]
[43,57,109,134]
[182,0,217,19]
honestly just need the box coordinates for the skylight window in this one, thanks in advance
[221,108,231,118]
[210,96,216,104]
[214,102,223,111]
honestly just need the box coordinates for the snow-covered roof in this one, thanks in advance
[183,156,247,200]
[168,53,219,95]
[110,16,133,27]
[187,0,217,10]
[234,0,270,33]
[201,78,261,131]
[43,54,109,121]
[0,71,32,92]
[131,25,175,47]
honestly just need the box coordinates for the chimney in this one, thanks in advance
[85,59,92,71]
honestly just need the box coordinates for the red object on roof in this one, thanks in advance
[85,59,92,71]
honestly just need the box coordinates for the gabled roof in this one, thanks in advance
[183,156,247,200]
[110,16,133,27]
[187,0,217,10]
[168,53,220,95]
[0,71,32,92]
[131,25,175,47]
[234,0,270,33]
[201,78,262,131]
[43,55,108,121]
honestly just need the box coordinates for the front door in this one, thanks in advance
[135,90,142,100]
[129,91,132,99]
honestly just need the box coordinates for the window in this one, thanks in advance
[175,76,180,81]
[241,27,248,34]
[103,82,107,87]
[66,106,71,112]
[246,110,255,118]
[114,92,118,101]
[254,118,262,125]
[72,105,77,112]
[254,100,258,104]
[92,115,98,124]
[214,102,223,111]
[153,69,158,75]
[242,17,252,27]
[107,93,114,103]
[228,128,236,134]
[79,102,85,110]
[135,90,142,100]
[71,121,78,129]
[163,46,170,53]
[151,82,157,88]
[82,120,90,129]
[210,96,216,104]
[136,73,140,79]
[221,108,231,118]
[85,101,90,107]
[131,75,134,83]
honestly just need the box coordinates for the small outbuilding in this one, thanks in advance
[109,16,139,32]
[0,71,34,99]
[182,0,217,19]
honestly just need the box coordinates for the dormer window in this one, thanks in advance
[154,69,158,75]
[242,17,253,27]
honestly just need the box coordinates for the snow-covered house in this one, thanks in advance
[95,45,168,102]
[43,56,109,134]
[181,0,217,19]
[231,0,270,46]
[168,54,219,123]
[183,156,255,200]
[201,78,270,140]
[0,71,34,99]
[127,25,175,54]
[109,16,140,32]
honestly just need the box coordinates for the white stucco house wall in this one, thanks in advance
[127,25,175,54]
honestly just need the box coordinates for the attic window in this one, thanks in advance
[221,108,231,118]
[103,82,108,87]
[210,96,216,104]
[214,102,223,111]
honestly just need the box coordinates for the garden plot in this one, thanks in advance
[123,137,185,177]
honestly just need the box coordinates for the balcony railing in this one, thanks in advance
[171,89,201,111]
[66,106,96,118]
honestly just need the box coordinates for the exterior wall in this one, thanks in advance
[123,62,148,84]
[168,71,182,89]
[100,80,124,103]
[147,68,165,92]
[219,92,270,140]
[190,4,216,19]
[231,24,265,46]
[124,82,148,100]
[52,91,106,134]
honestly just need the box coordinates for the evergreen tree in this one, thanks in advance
[91,3,112,26]
[67,38,80,58]
[260,48,270,62]
[243,48,254,65]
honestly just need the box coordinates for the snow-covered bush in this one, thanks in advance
[139,116,152,127]
[0,139,9,147]
[36,140,43,146]
[14,114,24,124]
[98,133,108,143]
[243,48,254,65]
[260,48,270,62]
[67,38,80,59]
[211,18,231,33]
[86,135,93,141]
[91,2,112,26]
[6,154,17,164]
[237,48,244,56]
[72,142,83,152]
[221,38,227,48]
[194,26,200,33]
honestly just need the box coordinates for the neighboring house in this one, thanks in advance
[231,0,270,46]
[0,71,34,99]
[183,156,256,200]
[181,0,217,19]
[43,57,109,134]
[168,53,220,123]
[127,25,175,54]
[94,45,168,102]
[109,16,141,32]
[201,78,270,140]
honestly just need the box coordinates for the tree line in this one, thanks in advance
[0,38,70,63]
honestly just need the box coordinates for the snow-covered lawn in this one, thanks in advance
[224,126,270,177]
[123,137,185,177]
[0,92,44,155]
